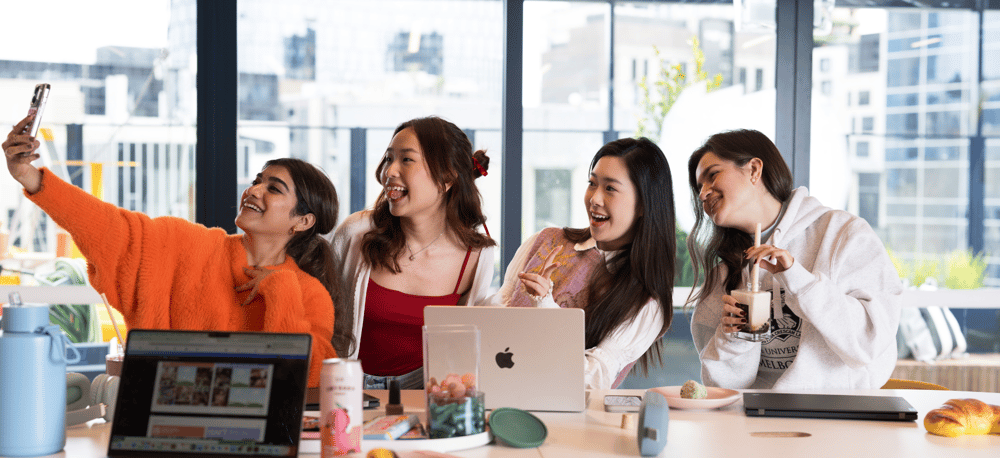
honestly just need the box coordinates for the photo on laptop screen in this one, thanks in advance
[108,330,311,457]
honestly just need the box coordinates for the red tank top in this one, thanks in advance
[359,249,473,375]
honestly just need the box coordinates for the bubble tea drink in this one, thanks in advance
[731,223,772,342]
[731,288,772,341]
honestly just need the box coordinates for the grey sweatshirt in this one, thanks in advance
[691,187,903,389]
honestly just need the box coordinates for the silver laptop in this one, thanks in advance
[424,306,586,412]
[107,330,312,457]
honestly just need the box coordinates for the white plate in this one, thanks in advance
[648,386,741,410]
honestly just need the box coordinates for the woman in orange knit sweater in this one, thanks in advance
[4,114,339,387]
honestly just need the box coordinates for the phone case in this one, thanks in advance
[27,83,51,137]
[604,395,642,412]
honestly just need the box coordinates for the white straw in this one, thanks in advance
[751,223,761,293]
[100,293,126,354]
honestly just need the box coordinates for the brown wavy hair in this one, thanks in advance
[686,129,793,305]
[361,116,495,274]
[563,137,676,375]
[263,158,351,356]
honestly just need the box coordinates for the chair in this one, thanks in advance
[880,378,949,390]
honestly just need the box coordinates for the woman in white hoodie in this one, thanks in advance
[687,129,902,390]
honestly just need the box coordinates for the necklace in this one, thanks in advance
[407,229,446,261]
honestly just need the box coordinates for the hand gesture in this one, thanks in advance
[745,243,794,274]
[2,115,42,193]
[236,266,276,306]
[518,247,559,299]
[720,294,745,334]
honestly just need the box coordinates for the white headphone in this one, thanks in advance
[66,372,120,426]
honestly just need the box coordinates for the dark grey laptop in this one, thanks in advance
[108,330,312,457]
[743,392,918,421]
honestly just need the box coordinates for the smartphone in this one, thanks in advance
[603,394,642,413]
[26,83,51,137]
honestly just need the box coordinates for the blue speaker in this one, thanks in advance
[637,390,669,456]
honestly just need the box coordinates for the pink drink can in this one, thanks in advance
[320,358,362,457]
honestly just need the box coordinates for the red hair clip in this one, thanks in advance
[473,157,488,177]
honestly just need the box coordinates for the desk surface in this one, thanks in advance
[60,388,1000,458]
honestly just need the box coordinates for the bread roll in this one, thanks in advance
[923,398,1000,437]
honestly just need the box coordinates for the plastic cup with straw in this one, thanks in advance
[100,293,125,352]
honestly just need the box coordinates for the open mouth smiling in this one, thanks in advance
[386,185,408,200]
[242,200,263,213]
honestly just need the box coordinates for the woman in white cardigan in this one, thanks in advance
[327,116,496,389]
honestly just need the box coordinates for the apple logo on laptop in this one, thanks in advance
[495,347,514,369]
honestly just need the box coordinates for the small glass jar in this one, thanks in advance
[422,324,485,439]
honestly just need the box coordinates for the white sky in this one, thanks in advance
[1,0,171,64]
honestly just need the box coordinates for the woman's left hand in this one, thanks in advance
[745,244,794,274]
[236,266,276,306]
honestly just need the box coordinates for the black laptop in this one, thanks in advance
[107,330,312,457]
[743,392,919,421]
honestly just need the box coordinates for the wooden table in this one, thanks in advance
[58,388,1000,457]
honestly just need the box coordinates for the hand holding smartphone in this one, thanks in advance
[26,83,51,137]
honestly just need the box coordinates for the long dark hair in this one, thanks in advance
[362,116,495,273]
[686,129,793,302]
[563,137,676,374]
[263,158,351,355]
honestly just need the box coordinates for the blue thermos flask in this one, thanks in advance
[0,293,80,457]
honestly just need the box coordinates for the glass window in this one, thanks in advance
[988,167,1000,198]
[0,0,192,282]
[856,141,869,157]
[858,90,870,106]
[534,169,573,232]
[886,113,918,135]
[857,33,880,72]
[926,89,964,105]
[925,111,962,137]
[236,0,504,271]
[887,147,919,161]
[888,57,920,87]
[887,168,918,198]
[886,224,917,253]
[924,224,961,255]
[923,167,960,198]
[982,108,1000,136]
[889,12,922,32]
[927,54,968,84]
[888,36,921,52]
[524,1,774,259]
[925,205,963,218]
[858,172,879,228]
[814,0,999,288]
[983,49,1000,80]
[887,93,919,107]
[887,203,917,217]
[862,116,874,133]
[925,145,961,161]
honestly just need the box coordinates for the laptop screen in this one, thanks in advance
[108,330,311,457]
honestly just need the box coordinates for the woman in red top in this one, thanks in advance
[4,114,341,387]
[330,116,497,389]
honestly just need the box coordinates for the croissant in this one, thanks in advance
[923,398,1000,437]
